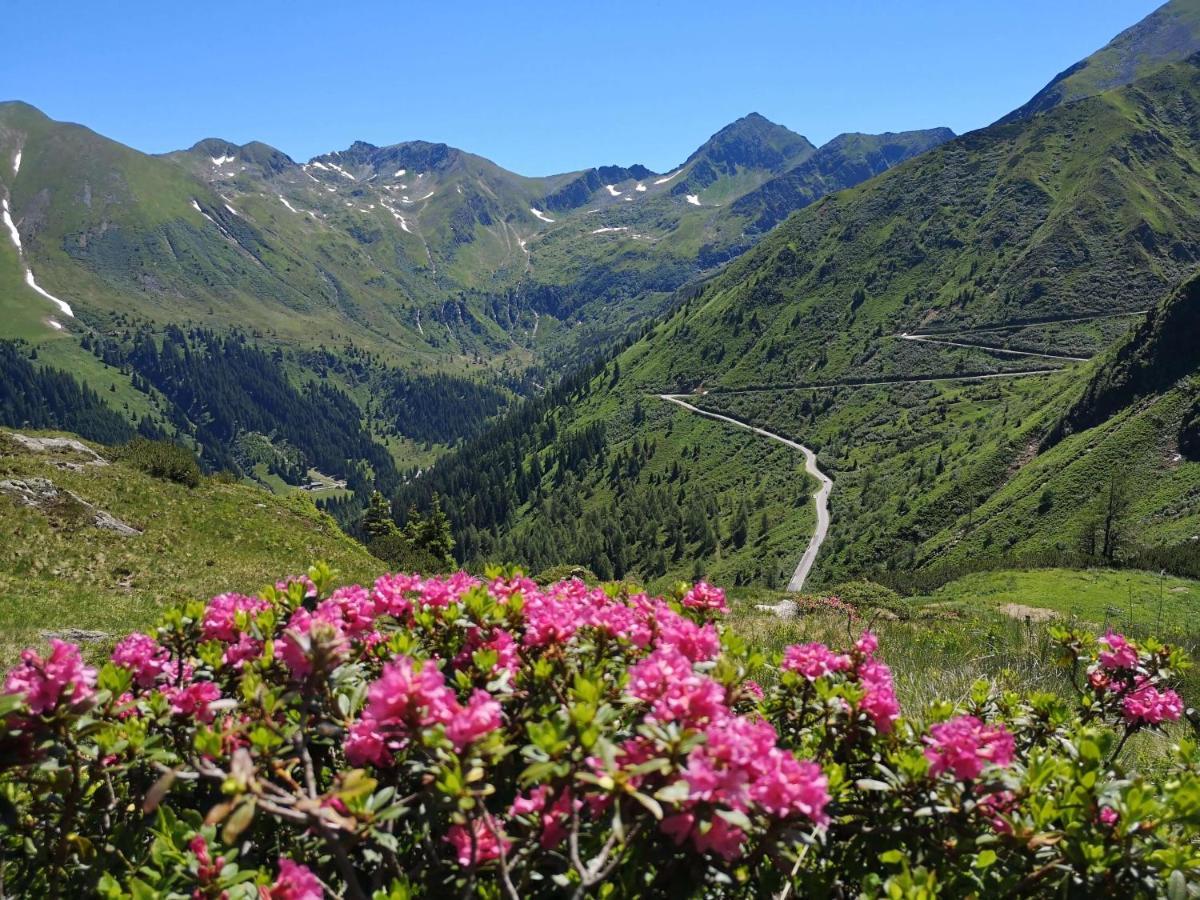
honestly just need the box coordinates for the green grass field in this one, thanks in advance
[0,430,383,662]
[917,567,1200,634]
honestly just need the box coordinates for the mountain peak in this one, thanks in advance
[184,137,294,172]
[999,0,1200,124]
[685,113,815,173]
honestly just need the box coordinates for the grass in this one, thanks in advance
[917,567,1200,634]
[724,582,1191,772]
[0,430,383,663]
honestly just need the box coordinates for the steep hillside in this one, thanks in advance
[1050,268,1200,444]
[1000,0,1200,123]
[397,55,1200,588]
[0,102,950,489]
[0,429,381,661]
[916,269,1200,572]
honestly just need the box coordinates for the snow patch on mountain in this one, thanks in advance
[686,194,701,206]
[224,203,239,216]
[3,197,75,318]
[47,317,63,331]
[211,154,236,166]
[309,161,330,171]
[529,208,555,223]
[328,163,356,180]
[394,169,406,177]
[605,185,622,197]
[592,226,629,234]
[278,196,299,214]
[2,199,22,251]
[635,183,646,192]
[654,169,684,185]
[12,150,21,176]
[190,199,218,226]
[25,269,74,317]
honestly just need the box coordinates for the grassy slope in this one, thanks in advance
[917,567,1200,632]
[468,59,1200,589]
[0,431,381,662]
[1001,0,1200,123]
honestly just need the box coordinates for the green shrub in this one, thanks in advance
[832,579,913,619]
[367,531,445,573]
[118,438,202,488]
[533,563,599,585]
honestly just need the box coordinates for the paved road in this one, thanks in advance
[909,309,1147,337]
[896,332,1088,362]
[657,394,832,592]
[705,368,1062,396]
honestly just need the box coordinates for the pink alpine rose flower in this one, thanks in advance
[1121,677,1183,725]
[445,689,503,751]
[111,632,172,688]
[656,608,721,661]
[260,857,323,899]
[924,715,1016,781]
[165,681,221,724]
[444,815,510,867]
[781,642,851,680]
[276,609,349,681]
[370,572,422,620]
[1098,631,1139,671]
[858,658,901,733]
[682,582,728,613]
[4,640,96,714]
[202,593,269,643]
[855,630,879,656]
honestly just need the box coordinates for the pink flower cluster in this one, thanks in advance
[627,647,727,726]
[624,640,830,857]
[260,857,323,899]
[644,712,830,861]
[509,785,577,849]
[444,815,511,867]
[111,633,172,688]
[346,656,501,765]
[779,631,899,733]
[1097,631,1139,671]
[682,582,729,613]
[202,593,271,642]
[1122,677,1183,725]
[1087,631,1184,727]
[782,642,850,680]
[3,639,96,715]
[924,715,1015,781]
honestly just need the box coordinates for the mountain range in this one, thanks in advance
[3,0,1200,592]
[391,0,1200,590]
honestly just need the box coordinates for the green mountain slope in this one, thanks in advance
[0,102,950,495]
[1049,269,1200,444]
[1000,0,1200,124]
[398,52,1200,588]
[0,429,380,661]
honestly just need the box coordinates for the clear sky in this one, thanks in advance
[1,1,1164,175]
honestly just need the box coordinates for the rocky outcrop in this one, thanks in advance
[0,476,141,535]
[4,432,108,467]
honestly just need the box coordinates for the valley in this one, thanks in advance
[3,1,1200,895]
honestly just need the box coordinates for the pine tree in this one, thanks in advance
[361,492,398,542]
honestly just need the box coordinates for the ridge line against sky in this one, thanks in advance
[0,0,1164,176]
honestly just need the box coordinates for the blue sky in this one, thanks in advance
[1,1,1163,175]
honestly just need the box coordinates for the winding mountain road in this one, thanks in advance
[896,332,1088,362]
[658,394,832,592]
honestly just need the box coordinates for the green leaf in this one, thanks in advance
[221,798,256,844]
[973,849,997,869]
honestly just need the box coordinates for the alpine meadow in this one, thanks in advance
[3,2,1200,897]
